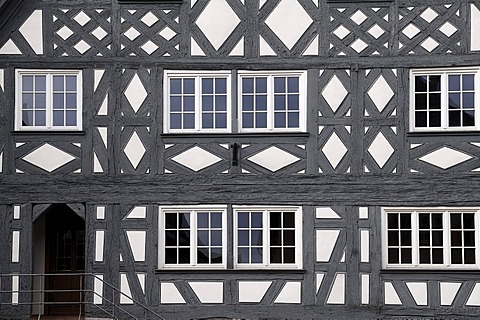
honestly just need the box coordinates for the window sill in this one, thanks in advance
[12,130,85,136]
[156,269,306,274]
[407,131,480,137]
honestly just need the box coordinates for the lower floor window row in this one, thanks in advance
[158,206,302,269]
[383,208,480,269]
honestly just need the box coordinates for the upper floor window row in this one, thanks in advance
[163,70,307,133]
[410,67,480,132]
[15,70,83,131]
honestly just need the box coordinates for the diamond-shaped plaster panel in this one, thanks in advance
[322,75,348,113]
[23,143,76,172]
[124,74,148,113]
[172,146,222,172]
[322,132,348,169]
[367,132,394,168]
[265,0,312,50]
[124,131,146,169]
[367,76,394,112]
[247,146,300,172]
[196,0,240,50]
[419,147,473,169]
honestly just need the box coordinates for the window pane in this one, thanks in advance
[66,76,76,91]
[202,78,213,94]
[464,231,475,246]
[242,113,254,128]
[432,231,443,246]
[211,231,222,246]
[419,214,430,229]
[400,213,411,228]
[270,248,282,263]
[463,74,475,91]
[242,78,254,93]
[215,78,226,94]
[53,110,64,126]
[243,95,254,111]
[400,231,411,246]
[165,248,177,263]
[202,95,213,111]
[463,92,474,109]
[170,79,182,94]
[419,231,430,246]
[237,248,249,263]
[464,110,475,126]
[274,95,286,110]
[415,111,427,127]
[401,248,412,264]
[270,231,281,246]
[415,76,427,92]
[35,93,46,109]
[202,114,213,129]
[388,213,398,229]
[238,212,249,228]
[256,95,267,111]
[165,231,177,246]
[211,248,223,263]
[22,93,33,109]
[288,77,299,92]
[415,94,427,110]
[251,212,262,228]
[432,214,443,229]
[66,93,77,109]
[284,213,295,228]
[451,248,462,264]
[170,96,182,112]
[284,248,295,263]
[429,111,441,127]
[215,113,227,129]
[251,248,263,263]
[388,248,399,264]
[465,249,476,264]
[179,213,190,228]
[450,213,462,229]
[215,95,227,111]
[419,248,430,263]
[288,112,299,128]
[432,248,443,264]
[256,77,267,93]
[449,111,461,127]
[53,76,64,91]
[183,114,195,129]
[449,75,460,91]
[197,230,209,246]
[35,111,46,126]
[256,112,267,128]
[449,93,460,109]
[388,231,399,246]
[450,231,462,246]
[22,76,33,91]
[464,213,475,228]
[53,93,64,109]
[178,248,190,264]
[197,248,209,264]
[274,77,285,93]
[270,214,281,228]
[197,213,209,228]
[238,230,249,246]
[178,230,190,246]
[170,114,181,129]
[211,212,222,228]
[288,94,299,110]
[429,75,441,91]
[66,111,76,126]
[165,213,177,229]
[183,96,195,112]
[284,230,295,246]
[183,79,195,94]
[251,230,262,246]
[35,76,46,91]
[430,93,441,109]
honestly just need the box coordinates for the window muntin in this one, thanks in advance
[159,206,227,269]
[239,71,306,132]
[234,206,302,269]
[15,70,82,131]
[383,208,480,269]
[164,71,231,133]
[410,68,480,132]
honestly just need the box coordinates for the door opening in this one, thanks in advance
[33,204,85,316]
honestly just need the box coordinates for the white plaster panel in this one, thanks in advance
[0,39,22,55]
[93,153,103,173]
[322,75,348,112]
[367,75,394,112]
[440,282,461,306]
[322,132,348,169]
[359,207,368,219]
[316,273,325,294]
[13,206,20,220]
[120,273,133,304]
[368,132,394,168]
[419,147,472,169]
[384,282,402,305]
[316,207,341,219]
[19,10,43,54]
[124,74,147,113]
[123,131,146,169]
[191,37,206,56]
[406,282,428,306]
[303,35,318,55]
[259,35,276,56]
[94,70,105,91]
[195,0,240,50]
[0,69,4,91]
[238,281,272,303]
[247,146,300,172]
[161,282,186,304]
[327,273,345,304]
[96,206,105,220]
[229,37,244,56]
[360,229,369,262]
[95,230,105,262]
[126,206,147,219]
[466,283,480,306]
[12,231,20,263]
[361,274,369,304]
[0,152,3,173]
[171,146,222,172]
[471,5,480,51]
[12,275,19,305]
[137,273,145,294]
[316,229,340,262]
[98,94,108,115]
[274,282,301,304]
[264,0,312,50]
[23,144,76,172]
[94,274,104,304]
[126,230,146,261]
[188,282,224,303]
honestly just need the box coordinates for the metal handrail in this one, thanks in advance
[0,273,164,320]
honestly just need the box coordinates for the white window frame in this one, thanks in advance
[238,71,307,133]
[158,205,227,269]
[409,67,480,132]
[15,69,83,131]
[233,206,303,269]
[382,207,480,269]
[163,70,232,133]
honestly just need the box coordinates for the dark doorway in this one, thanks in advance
[43,204,85,316]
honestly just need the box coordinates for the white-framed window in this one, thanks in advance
[15,69,83,131]
[163,71,231,133]
[382,207,480,269]
[238,71,307,132]
[410,67,480,132]
[233,206,302,269]
[158,206,227,269]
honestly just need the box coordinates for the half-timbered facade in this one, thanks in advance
[1,0,480,319]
